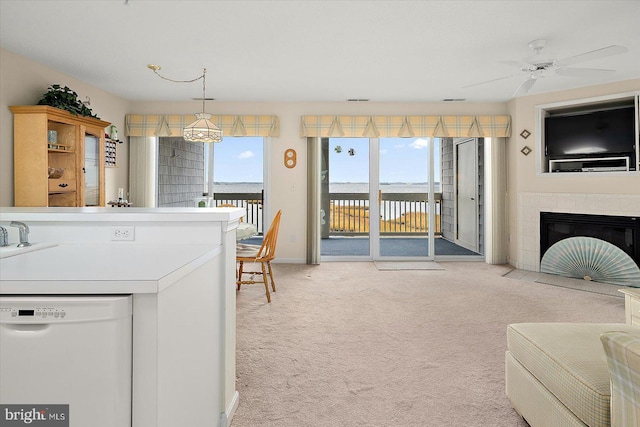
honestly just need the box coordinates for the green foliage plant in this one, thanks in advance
[37,84,99,118]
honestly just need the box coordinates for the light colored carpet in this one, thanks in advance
[233,262,626,427]
[503,268,632,298]
[374,261,445,270]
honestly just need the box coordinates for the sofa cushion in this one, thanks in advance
[507,323,639,427]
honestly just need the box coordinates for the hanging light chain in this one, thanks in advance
[147,64,204,84]
[148,65,209,112]
[201,69,206,114]
[147,64,222,143]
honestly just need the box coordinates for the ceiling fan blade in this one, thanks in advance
[513,77,536,97]
[556,45,628,66]
[463,72,525,88]
[556,67,616,77]
[498,60,528,69]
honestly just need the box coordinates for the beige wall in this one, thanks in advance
[0,48,131,207]
[506,78,640,266]
[3,47,637,264]
[129,101,508,262]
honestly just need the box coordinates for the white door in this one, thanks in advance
[455,138,478,252]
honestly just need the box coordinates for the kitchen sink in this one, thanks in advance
[0,242,58,259]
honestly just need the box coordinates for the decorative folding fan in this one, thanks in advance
[540,236,640,287]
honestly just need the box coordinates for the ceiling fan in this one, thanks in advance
[466,39,628,97]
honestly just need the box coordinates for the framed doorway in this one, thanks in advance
[454,138,479,253]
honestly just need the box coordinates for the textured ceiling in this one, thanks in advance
[1,0,639,102]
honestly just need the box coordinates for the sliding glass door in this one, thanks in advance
[320,137,441,259]
[209,136,265,235]
[313,136,486,262]
[320,138,370,258]
[378,137,438,258]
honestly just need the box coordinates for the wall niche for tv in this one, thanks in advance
[536,92,640,174]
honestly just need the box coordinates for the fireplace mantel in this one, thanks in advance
[517,192,640,272]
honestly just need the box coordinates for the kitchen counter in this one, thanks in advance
[0,242,221,293]
[0,206,244,222]
[0,207,241,427]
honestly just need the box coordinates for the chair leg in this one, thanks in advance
[260,262,271,303]
[237,261,244,290]
[266,261,276,292]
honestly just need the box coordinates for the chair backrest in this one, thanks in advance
[256,210,282,261]
[601,331,640,427]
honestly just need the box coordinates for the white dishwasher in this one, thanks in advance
[0,295,132,427]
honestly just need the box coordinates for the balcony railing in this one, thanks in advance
[329,192,442,236]
[213,191,442,237]
[213,192,264,233]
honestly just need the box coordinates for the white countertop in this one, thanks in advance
[0,206,244,223]
[0,242,221,294]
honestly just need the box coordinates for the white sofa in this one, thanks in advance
[506,323,640,427]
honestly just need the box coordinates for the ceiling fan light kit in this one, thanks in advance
[467,39,629,97]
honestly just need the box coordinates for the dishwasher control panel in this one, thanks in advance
[1,306,67,319]
[0,295,132,324]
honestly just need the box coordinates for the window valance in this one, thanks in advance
[125,114,280,137]
[300,115,511,138]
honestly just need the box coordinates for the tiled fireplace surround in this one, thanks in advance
[517,192,640,272]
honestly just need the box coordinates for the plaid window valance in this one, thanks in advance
[300,115,511,138]
[125,114,280,137]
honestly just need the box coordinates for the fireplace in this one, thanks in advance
[540,212,639,268]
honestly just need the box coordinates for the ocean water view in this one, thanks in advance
[213,182,441,193]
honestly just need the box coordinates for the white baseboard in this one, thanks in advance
[219,391,239,427]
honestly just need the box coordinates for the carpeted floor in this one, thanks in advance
[374,261,445,270]
[232,262,626,427]
[503,267,632,298]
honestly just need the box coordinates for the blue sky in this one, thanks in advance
[212,136,440,183]
[329,137,440,183]
[213,136,263,182]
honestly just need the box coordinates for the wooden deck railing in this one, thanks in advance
[213,191,442,237]
[329,192,442,236]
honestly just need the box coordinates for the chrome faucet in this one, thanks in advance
[10,221,31,247]
[0,226,8,247]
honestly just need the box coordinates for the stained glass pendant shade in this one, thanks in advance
[183,112,222,143]
[148,64,222,143]
[183,68,222,143]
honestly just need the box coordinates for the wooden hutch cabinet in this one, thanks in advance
[10,106,111,207]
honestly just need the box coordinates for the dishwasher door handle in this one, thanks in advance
[1,323,50,334]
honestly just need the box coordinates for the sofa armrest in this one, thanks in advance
[600,330,640,427]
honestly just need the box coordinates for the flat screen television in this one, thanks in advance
[545,105,637,165]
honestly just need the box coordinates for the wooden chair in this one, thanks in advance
[236,210,282,303]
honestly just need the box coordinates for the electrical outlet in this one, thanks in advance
[112,226,135,241]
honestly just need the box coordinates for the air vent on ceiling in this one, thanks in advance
[193,98,216,101]
[347,98,370,102]
[442,98,466,102]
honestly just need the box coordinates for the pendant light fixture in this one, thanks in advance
[148,64,223,143]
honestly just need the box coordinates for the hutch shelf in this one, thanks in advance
[10,105,110,207]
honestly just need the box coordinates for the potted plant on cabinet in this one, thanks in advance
[37,84,99,119]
